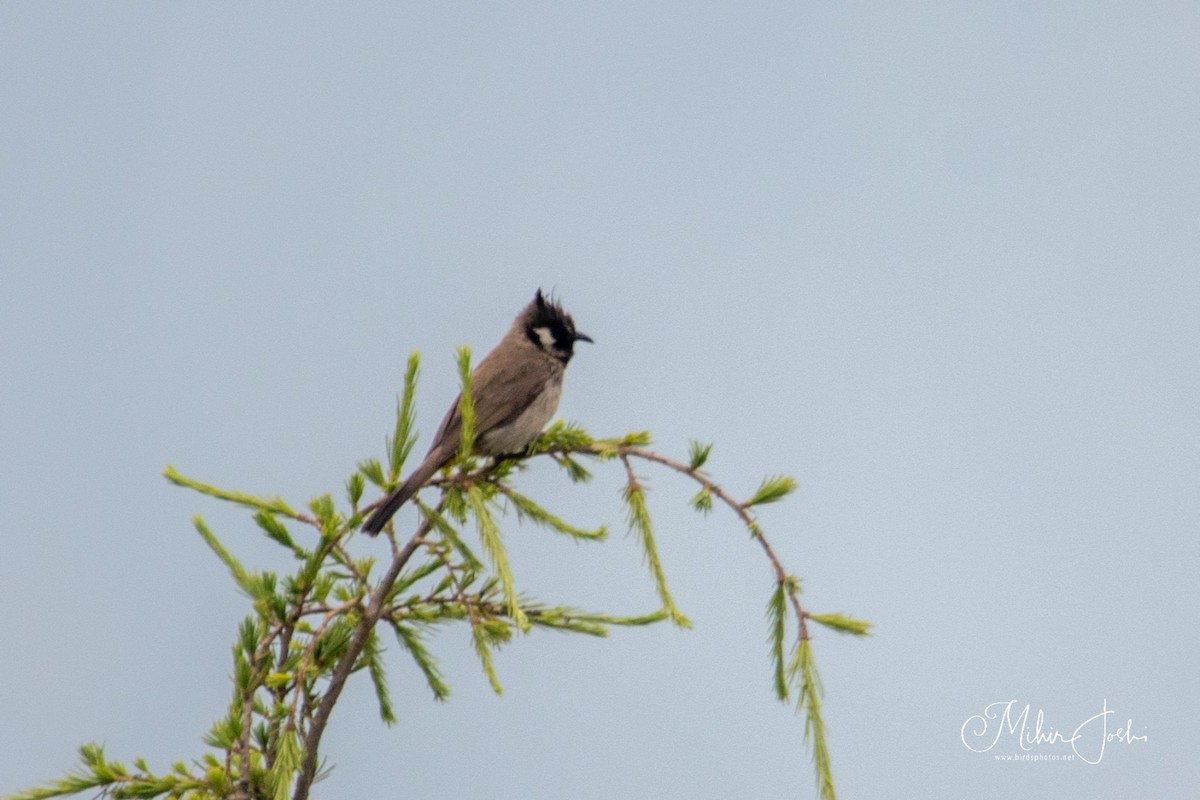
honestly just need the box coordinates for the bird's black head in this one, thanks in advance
[522,289,592,362]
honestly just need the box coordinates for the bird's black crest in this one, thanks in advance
[523,289,591,359]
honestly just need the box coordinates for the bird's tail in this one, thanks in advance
[361,453,445,535]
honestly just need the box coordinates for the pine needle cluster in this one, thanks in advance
[7,351,868,800]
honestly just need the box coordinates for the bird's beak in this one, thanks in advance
[574,331,594,344]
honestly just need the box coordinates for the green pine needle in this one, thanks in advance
[522,605,670,637]
[5,743,201,800]
[471,622,506,695]
[392,622,450,701]
[767,583,788,701]
[389,558,444,598]
[345,471,365,507]
[744,474,798,507]
[361,629,397,725]
[553,453,593,483]
[253,511,304,558]
[532,420,595,452]
[466,486,528,631]
[790,639,836,800]
[164,465,297,517]
[808,613,872,637]
[204,707,242,750]
[388,352,421,480]
[4,743,108,800]
[312,617,355,669]
[358,458,386,488]
[504,488,607,540]
[237,616,260,655]
[455,346,477,462]
[619,430,652,447]
[193,516,253,596]
[524,610,608,637]
[417,500,484,571]
[622,472,691,628]
[267,728,302,800]
[307,493,336,527]
[688,440,713,470]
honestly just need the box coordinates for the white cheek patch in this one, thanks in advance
[533,326,557,350]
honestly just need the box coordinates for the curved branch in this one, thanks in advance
[550,443,812,640]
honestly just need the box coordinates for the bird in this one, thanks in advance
[362,289,591,535]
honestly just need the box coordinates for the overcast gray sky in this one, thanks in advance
[3,3,1198,798]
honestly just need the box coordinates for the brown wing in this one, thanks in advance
[425,345,556,458]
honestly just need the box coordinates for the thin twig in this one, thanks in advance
[292,516,432,800]
[560,443,813,639]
